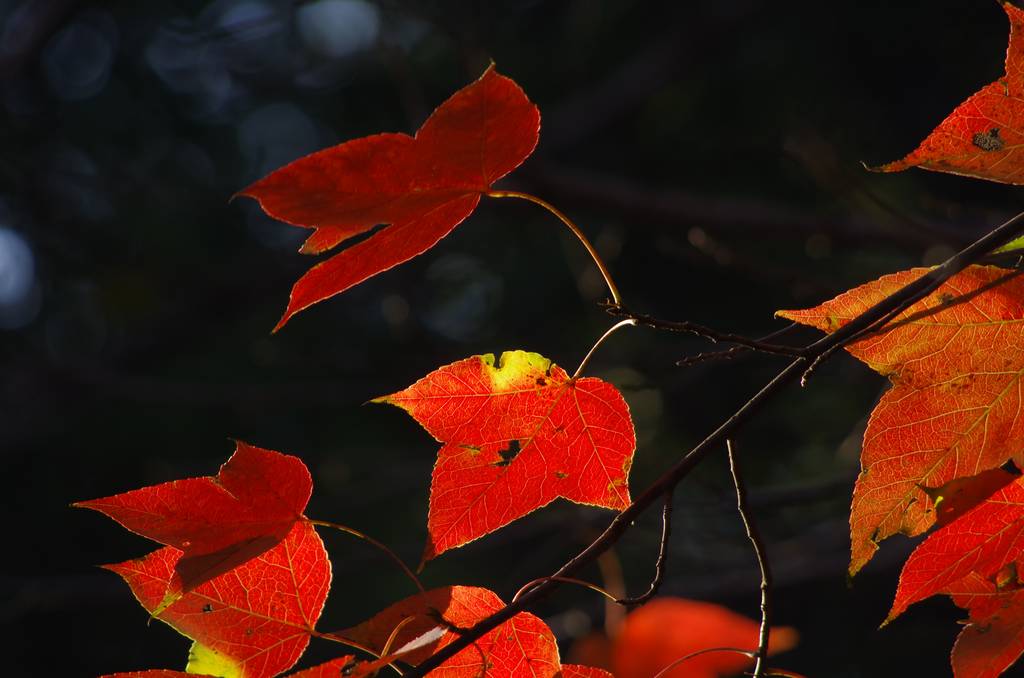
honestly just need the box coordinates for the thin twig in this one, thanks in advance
[511,576,617,604]
[487,190,622,305]
[617,489,674,606]
[728,440,772,678]
[574,318,636,378]
[611,306,806,358]
[402,212,1024,678]
[652,647,756,678]
[308,519,424,594]
[676,322,800,367]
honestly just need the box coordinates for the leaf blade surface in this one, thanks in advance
[377,350,635,560]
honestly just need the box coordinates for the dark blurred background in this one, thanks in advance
[4,1,1024,676]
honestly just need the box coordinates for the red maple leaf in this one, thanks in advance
[946,572,1024,678]
[888,473,1024,622]
[76,441,311,596]
[778,265,1024,576]
[337,585,561,677]
[872,3,1024,184]
[375,350,635,561]
[238,65,539,330]
[107,521,331,678]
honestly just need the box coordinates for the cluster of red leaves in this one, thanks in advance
[777,6,1024,675]
[81,443,611,677]
[81,68,641,678]
[92,4,1024,672]
[82,61,809,678]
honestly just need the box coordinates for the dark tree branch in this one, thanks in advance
[403,211,1024,678]
[609,306,806,358]
[616,489,674,606]
[675,322,801,367]
[727,440,772,678]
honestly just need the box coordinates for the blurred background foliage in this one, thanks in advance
[4,1,1024,676]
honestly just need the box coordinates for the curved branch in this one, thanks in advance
[728,440,772,678]
[616,489,674,606]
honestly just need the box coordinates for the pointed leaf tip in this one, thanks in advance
[876,2,1024,184]
[78,440,312,594]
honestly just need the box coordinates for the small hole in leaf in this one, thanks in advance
[494,440,521,466]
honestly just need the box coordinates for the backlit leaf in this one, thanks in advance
[947,572,1024,678]
[778,265,1024,576]
[376,350,635,561]
[107,521,331,678]
[889,475,1024,622]
[338,585,561,677]
[873,3,1024,185]
[239,66,540,330]
[77,441,311,596]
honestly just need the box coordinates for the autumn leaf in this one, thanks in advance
[609,598,798,678]
[778,265,1024,576]
[107,521,331,678]
[77,441,311,598]
[238,65,539,331]
[375,350,635,561]
[337,585,561,677]
[946,572,1024,678]
[888,473,1024,622]
[871,3,1024,185]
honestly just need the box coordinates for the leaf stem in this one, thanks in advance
[487,190,623,305]
[511,575,618,604]
[573,318,636,378]
[652,647,756,678]
[308,519,425,594]
[380,616,416,660]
